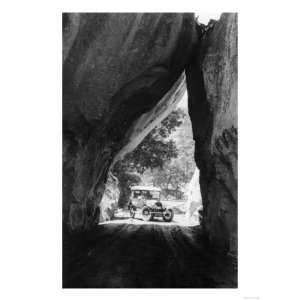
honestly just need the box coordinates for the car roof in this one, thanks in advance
[130,185,161,192]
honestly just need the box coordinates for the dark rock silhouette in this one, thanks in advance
[186,13,237,254]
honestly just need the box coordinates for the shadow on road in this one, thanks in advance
[63,221,237,288]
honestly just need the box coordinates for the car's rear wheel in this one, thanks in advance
[141,206,152,222]
[163,209,174,222]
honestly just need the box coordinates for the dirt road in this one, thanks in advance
[63,222,237,288]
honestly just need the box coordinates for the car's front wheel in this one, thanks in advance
[163,208,174,222]
[141,206,152,222]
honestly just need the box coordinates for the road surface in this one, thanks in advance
[104,209,190,226]
[63,221,237,288]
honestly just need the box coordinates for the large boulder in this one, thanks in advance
[63,13,196,232]
[186,13,237,254]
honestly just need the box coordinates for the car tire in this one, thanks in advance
[141,206,152,222]
[163,209,174,222]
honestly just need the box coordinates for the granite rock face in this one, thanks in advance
[63,13,196,232]
[186,13,238,254]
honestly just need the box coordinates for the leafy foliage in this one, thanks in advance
[113,109,184,207]
[152,162,188,191]
[142,108,196,195]
[124,137,178,174]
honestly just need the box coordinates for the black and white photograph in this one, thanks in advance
[63,12,237,288]
[1,1,300,299]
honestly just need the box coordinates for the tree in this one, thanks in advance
[124,136,178,174]
[112,162,141,208]
[152,162,188,191]
[144,108,196,197]
[113,109,184,207]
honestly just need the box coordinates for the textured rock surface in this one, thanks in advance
[63,13,196,232]
[99,173,119,222]
[186,13,238,254]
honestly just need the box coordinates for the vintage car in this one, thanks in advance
[128,185,174,222]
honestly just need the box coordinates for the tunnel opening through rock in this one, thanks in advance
[99,85,202,227]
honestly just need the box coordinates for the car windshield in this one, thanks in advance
[133,190,160,199]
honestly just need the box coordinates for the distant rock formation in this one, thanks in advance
[185,168,202,225]
[99,173,119,222]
